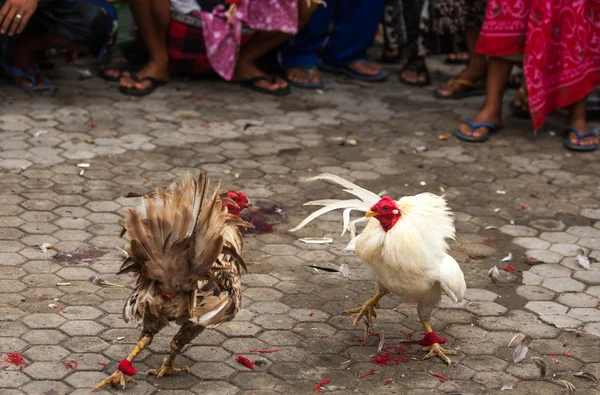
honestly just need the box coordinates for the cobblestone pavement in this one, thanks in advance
[1,58,600,395]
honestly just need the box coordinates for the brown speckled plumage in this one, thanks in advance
[93,172,250,391]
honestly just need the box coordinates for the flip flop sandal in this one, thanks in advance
[119,73,167,97]
[285,67,324,89]
[99,47,129,82]
[2,63,54,92]
[454,119,502,143]
[99,59,129,82]
[399,57,431,87]
[233,75,290,96]
[380,52,403,64]
[434,78,485,99]
[563,127,598,152]
[320,62,389,82]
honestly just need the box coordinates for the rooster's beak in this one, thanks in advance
[365,210,377,218]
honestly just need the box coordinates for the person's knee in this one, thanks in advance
[68,2,111,55]
[80,4,110,37]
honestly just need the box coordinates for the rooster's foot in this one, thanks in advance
[147,365,191,377]
[343,300,378,328]
[92,370,136,391]
[422,342,457,365]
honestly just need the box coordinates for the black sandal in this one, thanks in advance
[380,50,403,64]
[233,75,290,96]
[99,47,129,82]
[119,73,167,97]
[399,57,431,87]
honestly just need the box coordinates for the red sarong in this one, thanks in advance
[476,0,600,130]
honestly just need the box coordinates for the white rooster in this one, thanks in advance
[290,173,466,364]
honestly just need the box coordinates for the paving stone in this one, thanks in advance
[466,301,508,316]
[21,380,72,395]
[550,243,586,256]
[21,330,66,345]
[583,322,600,337]
[23,346,70,362]
[541,277,585,293]
[568,308,600,323]
[23,362,70,380]
[191,381,240,395]
[530,264,573,278]
[22,313,66,329]
[556,292,599,308]
[573,270,600,285]
[540,232,578,244]
[60,320,106,336]
[525,301,568,315]
[0,371,30,388]
[499,225,538,237]
[525,249,563,264]
[538,314,584,329]
[516,285,556,301]
[513,237,551,250]
[464,288,498,302]
[566,226,600,239]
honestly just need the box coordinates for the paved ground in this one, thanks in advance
[1,57,600,395]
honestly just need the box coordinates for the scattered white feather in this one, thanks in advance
[338,263,349,278]
[488,266,500,283]
[502,253,513,262]
[512,343,529,363]
[576,249,591,270]
[377,332,385,354]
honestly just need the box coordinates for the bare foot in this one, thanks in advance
[120,59,169,92]
[233,59,287,91]
[11,44,47,88]
[347,60,380,77]
[566,121,598,148]
[285,67,321,86]
[436,69,485,98]
[400,57,428,84]
[101,57,129,80]
[457,108,502,140]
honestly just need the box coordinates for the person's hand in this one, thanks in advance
[0,0,38,36]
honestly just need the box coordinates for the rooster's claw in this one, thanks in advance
[422,343,457,365]
[147,365,191,377]
[92,370,136,391]
[343,303,378,327]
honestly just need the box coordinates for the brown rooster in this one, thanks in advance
[93,172,251,391]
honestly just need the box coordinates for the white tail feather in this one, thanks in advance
[289,199,368,232]
[290,173,382,233]
[301,173,381,203]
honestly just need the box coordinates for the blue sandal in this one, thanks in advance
[2,62,54,92]
[563,127,598,152]
[285,67,324,89]
[454,119,501,143]
[320,61,388,82]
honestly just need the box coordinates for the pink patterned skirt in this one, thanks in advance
[199,0,298,80]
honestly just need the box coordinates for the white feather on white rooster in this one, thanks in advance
[290,173,466,364]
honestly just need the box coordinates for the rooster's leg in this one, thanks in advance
[147,323,205,377]
[421,320,456,365]
[92,334,153,391]
[343,290,387,343]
